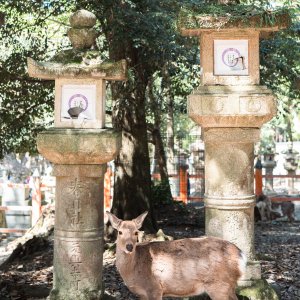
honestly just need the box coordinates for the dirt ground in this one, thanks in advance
[0,204,299,300]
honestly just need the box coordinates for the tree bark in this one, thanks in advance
[161,66,175,174]
[148,78,170,183]
[91,1,157,232]
[166,93,175,173]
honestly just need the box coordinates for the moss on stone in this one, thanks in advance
[178,4,291,31]
[237,279,279,300]
[29,50,126,79]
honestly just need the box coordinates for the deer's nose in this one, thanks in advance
[126,244,133,252]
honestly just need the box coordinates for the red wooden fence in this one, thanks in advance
[1,169,299,235]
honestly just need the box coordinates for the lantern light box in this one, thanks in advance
[54,79,105,128]
[214,40,249,76]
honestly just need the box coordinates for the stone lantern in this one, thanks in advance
[262,145,277,192]
[179,4,290,298]
[283,144,299,193]
[28,10,126,300]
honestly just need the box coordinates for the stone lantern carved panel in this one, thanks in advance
[201,96,227,114]
[214,39,249,76]
[188,86,276,128]
[55,78,105,128]
[200,30,259,86]
[239,95,273,115]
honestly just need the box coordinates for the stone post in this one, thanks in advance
[28,10,126,299]
[179,5,290,298]
[283,144,299,193]
[37,129,121,299]
[262,146,277,192]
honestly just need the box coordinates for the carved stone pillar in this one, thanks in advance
[188,85,276,286]
[37,129,121,299]
[204,128,261,284]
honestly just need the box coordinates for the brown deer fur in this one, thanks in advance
[107,211,246,300]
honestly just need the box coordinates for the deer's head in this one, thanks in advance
[107,211,148,254]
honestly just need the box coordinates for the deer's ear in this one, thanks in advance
[106,211,122,230]
[133,211,148,229]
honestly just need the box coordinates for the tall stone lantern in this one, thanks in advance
[283,144,299,193]
[179,4,289,297]
[28,10,126,299]
[262,145,277,192]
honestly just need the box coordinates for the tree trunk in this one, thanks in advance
[152,128,169,183]
[148,77,171,185]
[147,77,173,203]
[161,65,175,174]
[166,93,175,174]
[110,72,157,232]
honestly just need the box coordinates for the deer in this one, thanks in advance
[107,211,247,300]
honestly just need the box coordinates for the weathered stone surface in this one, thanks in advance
[67,10,97,50]
[178,5,290,35]
[69,9,97,28]
[37,128,121,165]
[203,127,261,284]
[237,279,280,300]
[204,128,259,196]
[67,27,98,49]
[27,7,127,80]
[48,165,106,300]
[27,57,127,80]
[40,130,121,299]
[188,86,276,127]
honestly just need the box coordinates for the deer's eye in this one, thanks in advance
[134,231,138,236]
[118,231,123,235]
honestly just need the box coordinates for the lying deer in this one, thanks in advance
[107,211,247,300]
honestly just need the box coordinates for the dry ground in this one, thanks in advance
[0,204,299,300]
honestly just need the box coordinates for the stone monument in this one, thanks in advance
[179,4,290,299]
[262,146,277,192]
[28,10,126,299]
[283,143,299,193]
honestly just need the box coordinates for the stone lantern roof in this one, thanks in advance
[178,4,291,36]
[28,9,126,81]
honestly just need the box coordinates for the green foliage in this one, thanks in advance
[260,15,300,141]
[0,0,299,160]
[0,1,75,158]
[178,2,292,30]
